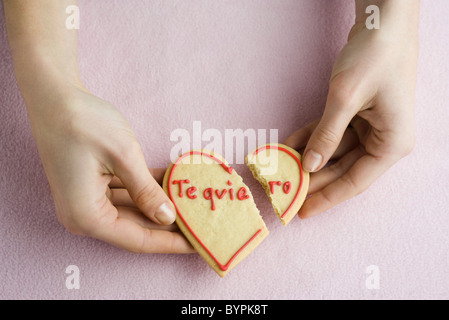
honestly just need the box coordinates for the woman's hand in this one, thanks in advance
[4,0,193,253]
[285,1,420,218]
[29,85,194,253]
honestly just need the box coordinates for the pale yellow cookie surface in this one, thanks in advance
[246,143,309,226]
[163,150,268,277]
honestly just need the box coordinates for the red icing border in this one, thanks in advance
[252,145,304,219]
[168,151,263,272]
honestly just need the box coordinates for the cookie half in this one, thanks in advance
[163,149,269,277]
[246,143,309,226]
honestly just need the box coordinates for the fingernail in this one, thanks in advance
[303,150,322,172]
[155,203,176,225]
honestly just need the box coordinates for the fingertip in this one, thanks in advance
[302,150,323,173]
[175,235,197,254]
[156,229,196,254]
[154,202,177,225]
[298,208,312,220]
[297,194,325,219]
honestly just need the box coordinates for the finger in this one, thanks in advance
[112,145,176,225]
[298,153,391,219]
[307,146,365,194]
[283,120,319,151]
[109,168,166,188]
[93,212,195,254]
[108,188,136,207]
[302,83,359,172]
[331,126,360,160]
[350,115,371,147]
[117,206,179,232]
[284,120,359,162]
[109,175,125,188]
[149,168,167,185]
[106,183,182,230]
[108,167,168,209]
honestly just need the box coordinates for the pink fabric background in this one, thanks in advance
[1,0,448,300]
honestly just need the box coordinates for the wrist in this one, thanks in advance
[11,47,85,117]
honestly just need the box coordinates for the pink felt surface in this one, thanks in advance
[1,0,448,300]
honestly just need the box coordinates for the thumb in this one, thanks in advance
[303,87,357,173]
[113,143,176,225]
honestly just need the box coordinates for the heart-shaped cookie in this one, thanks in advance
[246,143,309,226]
[163,150,269,277]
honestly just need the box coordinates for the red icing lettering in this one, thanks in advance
[203,188,215,211]
[167,150,265,272]
[172,179,253,207]
[229,188,234,200]
[268,181,282,194]
[172,179,190,197]
[283,181,291,194]
[186,186,197,199]
[215,189,227,199]
[269,181,292,194]
[237,187,250,200]
[252,145,304,220]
